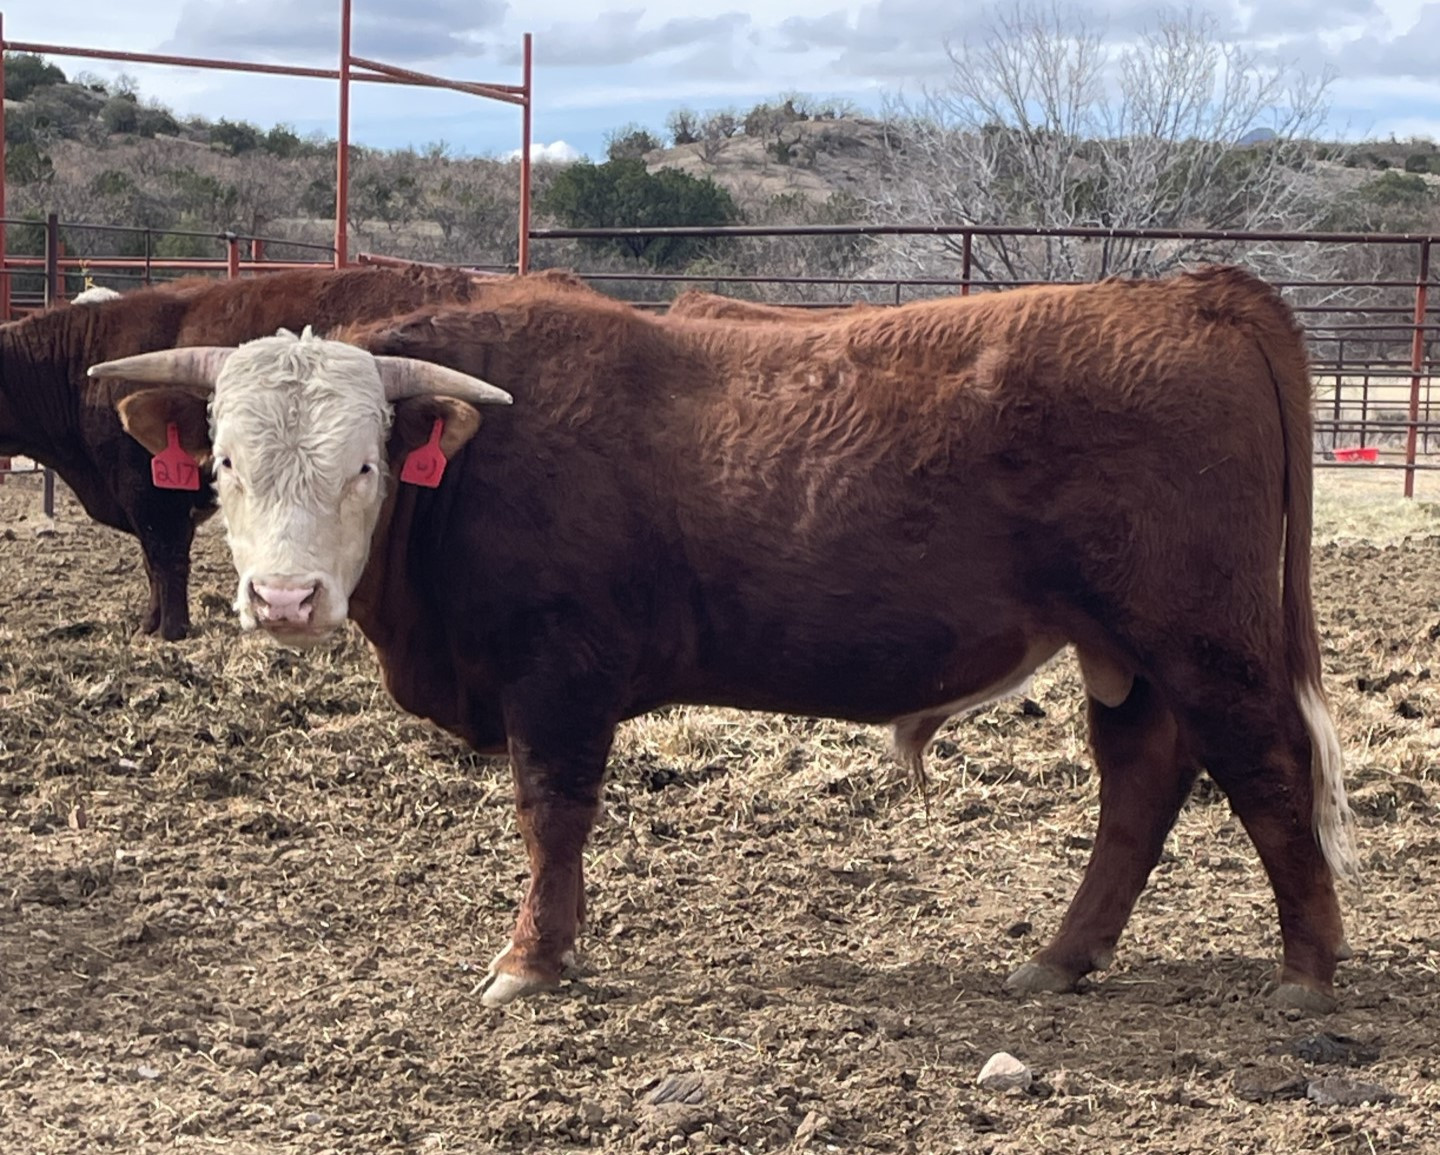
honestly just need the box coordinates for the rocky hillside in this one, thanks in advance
[9,51,1440,288]
[639,117,895,206]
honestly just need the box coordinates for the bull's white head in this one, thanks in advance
[88,327,510,647]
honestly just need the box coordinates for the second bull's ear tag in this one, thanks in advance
[152,422,200,491]
[401,418,447,488]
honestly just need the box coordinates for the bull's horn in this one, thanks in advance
[376,356,512,406]
[87,346,235,388]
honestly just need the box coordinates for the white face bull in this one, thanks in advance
[87,327,510,647]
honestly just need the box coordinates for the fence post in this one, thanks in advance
[960,231,973,297]
[44,213,60,305]
[144,228,153,286]
[253,237,266,265]
[518,32,533,275]
[335,0,353,267]
[42,212,61,517]
[1404,239,1431,499]
[1332,337,1344,451]
[225,233,241,279]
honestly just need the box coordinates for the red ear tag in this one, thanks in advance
[151,422,201,491]
[400,418,447,488]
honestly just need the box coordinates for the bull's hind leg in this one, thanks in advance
[1175,675,1347,1013]
[1157,648,1347,1008]
[1008,676,1199,994]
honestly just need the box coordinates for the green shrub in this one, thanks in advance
[541,157,738,267]
[3,52,66,102]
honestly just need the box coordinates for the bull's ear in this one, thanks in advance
[116,388,212,461]
[389,395,484,462]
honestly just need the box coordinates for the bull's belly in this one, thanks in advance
[887,635,1064,764]
[678,619,1054,722]
[890,635,1065,726]
[674,624,1134,738]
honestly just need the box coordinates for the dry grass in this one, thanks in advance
[1,472,1438,1153]
[1314,468,1440,543]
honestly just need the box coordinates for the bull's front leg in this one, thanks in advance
[137,532,193,640]
[129,492,203,641]
[481,689,616,1008]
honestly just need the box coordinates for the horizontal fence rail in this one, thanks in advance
[0,213,336,320]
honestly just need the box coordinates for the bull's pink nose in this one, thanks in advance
[250,582,317,624]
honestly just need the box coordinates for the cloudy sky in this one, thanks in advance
[5,0,1440,159]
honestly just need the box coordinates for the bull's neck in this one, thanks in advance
[346,480,408,651]
[344,479,501,751]
[0,312,85,467]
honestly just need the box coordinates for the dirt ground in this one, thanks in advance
[1,469,1438,1154]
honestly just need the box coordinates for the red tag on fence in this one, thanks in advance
[400,418,447,488]
[151,423,200,491]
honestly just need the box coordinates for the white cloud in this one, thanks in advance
[11,0,1440,158]
[164,0,509,63]
[506,140,584,163]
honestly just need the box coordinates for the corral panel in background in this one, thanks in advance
[0,1,535,320]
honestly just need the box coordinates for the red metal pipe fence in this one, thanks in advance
[0,3,534,282]
[0,215,337,312]
[1405,240,1432,498]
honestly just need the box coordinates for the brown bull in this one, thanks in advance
[94,264,1356,1012]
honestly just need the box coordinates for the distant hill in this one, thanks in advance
[640,117,893,208]
[1239,126,1278,146]
[9,51,1440,282]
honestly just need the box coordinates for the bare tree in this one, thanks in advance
[703,109,740,139]
[697,109,740,162]
[667,107,701,146]
[866,2,1337,284]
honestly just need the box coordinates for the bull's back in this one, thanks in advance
[172,267,477,345]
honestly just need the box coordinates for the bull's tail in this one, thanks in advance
[1261,281,1359,887]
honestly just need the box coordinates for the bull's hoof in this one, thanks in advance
[1336,940,1355,962]
[1005,960,1080,995]
[1269,981,1337,1016]
[481,969,562,1007]
[481,942,577,1007]
[137,615,190,641]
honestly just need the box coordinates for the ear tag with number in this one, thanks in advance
[151,422,200,491]
[400,418,447,488]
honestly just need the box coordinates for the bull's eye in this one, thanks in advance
[359,463,373,476]
[220,456,233,470]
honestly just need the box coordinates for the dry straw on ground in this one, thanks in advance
[1,467,1437,1153]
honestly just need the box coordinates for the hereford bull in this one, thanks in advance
[0,263,519,638]
[90,265,1356,1012]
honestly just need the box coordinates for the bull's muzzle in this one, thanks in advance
[249,580,319,626]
